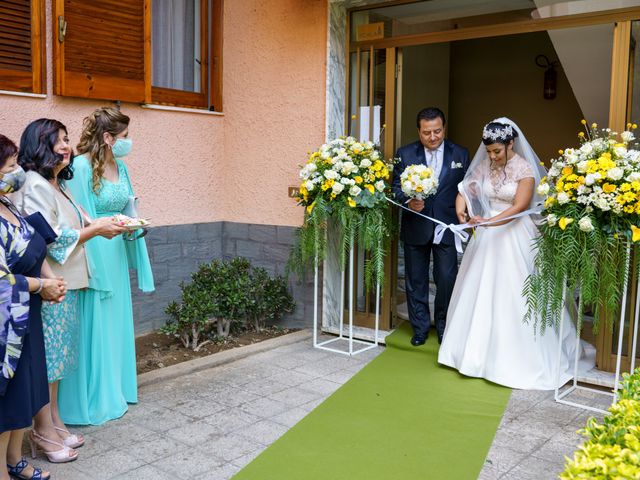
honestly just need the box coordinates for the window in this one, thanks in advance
[0,0,45,94]
[151,0,207,108]
[53,0,223,111]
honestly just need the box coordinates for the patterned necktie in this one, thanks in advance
[428,149,437,176]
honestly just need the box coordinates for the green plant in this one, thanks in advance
[560,368,640,479]
[246,268,296,332]
[163,257,295,350]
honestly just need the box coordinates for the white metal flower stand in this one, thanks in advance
[312,234,380,356]
[555,244,640,413]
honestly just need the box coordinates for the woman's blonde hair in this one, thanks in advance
[76,107,130,193]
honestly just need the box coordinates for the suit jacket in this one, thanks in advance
[392,139,470,246]
[10,171,90,290]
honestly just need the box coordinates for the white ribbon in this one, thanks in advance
[385,196,542,253]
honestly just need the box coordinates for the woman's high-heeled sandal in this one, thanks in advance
[29,430,78,463]
[7,457,51,479]
[54,426,85,448]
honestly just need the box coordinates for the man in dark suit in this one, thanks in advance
[392,107,470,346]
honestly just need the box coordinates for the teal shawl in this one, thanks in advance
[67,155,154,297]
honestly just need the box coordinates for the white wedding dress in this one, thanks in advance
[437,154,592,390]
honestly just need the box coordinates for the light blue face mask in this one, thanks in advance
[0,166,26,194]
[111,138,133,158]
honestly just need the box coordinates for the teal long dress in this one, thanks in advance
[58,155,154,425]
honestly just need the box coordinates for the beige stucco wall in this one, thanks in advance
[0,0,327,228]
[221,0,328,226]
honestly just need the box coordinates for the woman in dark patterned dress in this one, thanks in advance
[0,135,69,480]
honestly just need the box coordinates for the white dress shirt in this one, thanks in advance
[424,142,444,180]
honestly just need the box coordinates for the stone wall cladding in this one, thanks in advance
[131,221,314,334]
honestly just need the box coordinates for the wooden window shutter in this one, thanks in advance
[53,0,148,103]
[0,0,45,93]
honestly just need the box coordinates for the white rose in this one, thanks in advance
[546,214,558,226]
[360,158,372,168]
[324,170,338,180]
[340,177,355,185]
[341,162,356,175]
[537,183,550,196]
[576,161,588,173]
[584,174,596,186]
[557,192,570,204]
[607,167,624,181]
[580,143,594,155]
[332,182,345,195]
[305,180,314,191]
[375,180,385,192]
[627,172,640,182]
[578,216,594,232]
[621,131,636,143]
[614,146,627,157]
[349,185,362,197]
[594,196,611,211]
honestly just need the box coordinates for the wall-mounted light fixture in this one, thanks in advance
[535,54,560,100]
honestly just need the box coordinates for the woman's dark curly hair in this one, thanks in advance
[18,118,74,181]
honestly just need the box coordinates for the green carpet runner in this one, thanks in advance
[233,323,511,479]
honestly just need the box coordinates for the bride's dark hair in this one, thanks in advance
[481,121,519,146]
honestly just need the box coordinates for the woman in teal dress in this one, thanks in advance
[58,107,154,425]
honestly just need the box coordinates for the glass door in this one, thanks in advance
[344,46,398,330]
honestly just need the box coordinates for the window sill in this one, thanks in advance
[0,89,47,99]
[141,104,224,116]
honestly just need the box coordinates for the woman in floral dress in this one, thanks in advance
[0,134,69,480]
[13,119,127,450]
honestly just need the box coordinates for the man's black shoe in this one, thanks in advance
[410,334,427,346]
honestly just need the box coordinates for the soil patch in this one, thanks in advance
[136,327,297,374]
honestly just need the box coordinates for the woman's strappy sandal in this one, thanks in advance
[7,457,51,480]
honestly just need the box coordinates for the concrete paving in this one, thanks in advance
[40,333,605,479]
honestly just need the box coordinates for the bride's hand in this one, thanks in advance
[456,210,468,224]
[468,215,487,226]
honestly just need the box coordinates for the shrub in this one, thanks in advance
[162,257,295,350]
[560,368,640,479]
[246,267,296,332]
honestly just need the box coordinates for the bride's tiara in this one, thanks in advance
[482,124,514,142]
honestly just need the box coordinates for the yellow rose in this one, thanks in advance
[545,196,556,208]
[355,176,363,184]
[558,217,574,230]
[632,225,640,242]
[561,166,572,176]
[603,183,617,194]
[347,197,356,208]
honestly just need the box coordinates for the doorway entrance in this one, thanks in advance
[344,1,640,371]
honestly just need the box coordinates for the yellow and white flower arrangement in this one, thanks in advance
[525,122,640,334]
[297,136,392,213]
[399,164,438,201]
[290,137,396,289]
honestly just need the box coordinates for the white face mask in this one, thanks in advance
[0,166,26,193]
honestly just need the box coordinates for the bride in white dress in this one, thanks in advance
[437,118,588,390]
